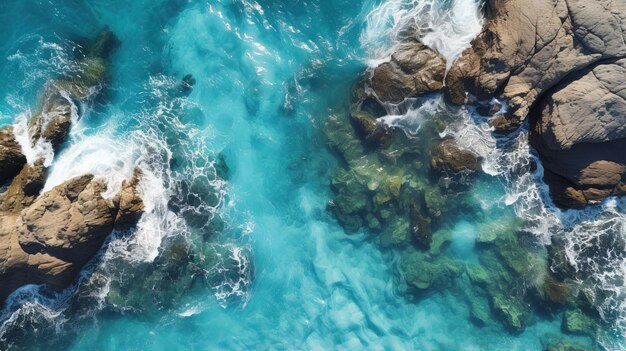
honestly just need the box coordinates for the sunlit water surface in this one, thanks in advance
[0,0,624,350]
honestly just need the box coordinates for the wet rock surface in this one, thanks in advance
[431,139,482,173]
[530,58,626,207]
[0,170,144,305]
[445,0,626,208]
[0,126,27,185]
[370,38,446,103]
[0,30,144,306]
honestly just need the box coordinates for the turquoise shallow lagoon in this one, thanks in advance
[0,0,624,350]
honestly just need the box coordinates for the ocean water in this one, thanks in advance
[0,0,624,350]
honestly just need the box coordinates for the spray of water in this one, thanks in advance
[361,0,483,66]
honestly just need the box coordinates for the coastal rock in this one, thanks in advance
[446,0,626,130]
[29,94,73,150]
[430,139,482,173]
[0,29,132,305]
[371,39,446,103]
[0,160,46,213]
[17,175,116,258]
[530,59,626,207]
[349,110,392,148]
[0,126,27,185]
[0,171,144,304]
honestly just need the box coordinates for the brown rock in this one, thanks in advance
[431,140,482,173]
[530,59,626,206]
[349,110,393,148]
[115,169,145,230]
[0,126,27,185]
[29,94,73,150]
[446,0,626,129]
[0,170,144,305]
[371,39,446,103]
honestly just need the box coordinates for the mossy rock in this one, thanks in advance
[429,229,452,256]
[325,113,367,165]
[491,293,532,333]
[545,340,591,351]
[424,187,446,220]
[398,251,461,295]
[542,275,573,306]
[476,216,522,246]
[365,213,382,232]
[562,309,597,337]
[469,294,491,327]
[380,217,410,248]
[465,264,491,288]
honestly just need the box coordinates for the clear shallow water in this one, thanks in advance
[0,0,624,350]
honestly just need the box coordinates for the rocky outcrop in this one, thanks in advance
[0,29,139,305]
[446,0,626,130]
[370,38,446,103]
[445,0,626,207]
[0,169,144,305]
[530,58,626,207]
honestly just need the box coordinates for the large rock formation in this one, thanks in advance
[531,59,626,207]
[445,0,626,207]
[0,168,144,304]
[446,0,626,129]
[0,29,140,305]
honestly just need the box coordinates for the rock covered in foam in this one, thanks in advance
[0,29,139,306]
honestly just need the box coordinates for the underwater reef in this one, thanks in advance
[327,0,626,348]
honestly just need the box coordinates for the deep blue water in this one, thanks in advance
[0,0,624,350]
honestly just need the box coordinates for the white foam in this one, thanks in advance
[361,0,483,66]
[12,111,55,166]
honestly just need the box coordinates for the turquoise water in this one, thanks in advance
[0,0,624,350]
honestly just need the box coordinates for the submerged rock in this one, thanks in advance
[398,251,461,296]
[491,293,532,333]
[446,0,626,130]
[562,309,597,337]
[371,39,446,103]
[545,340,590,351]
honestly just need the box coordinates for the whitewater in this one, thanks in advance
[0,0,624,350]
